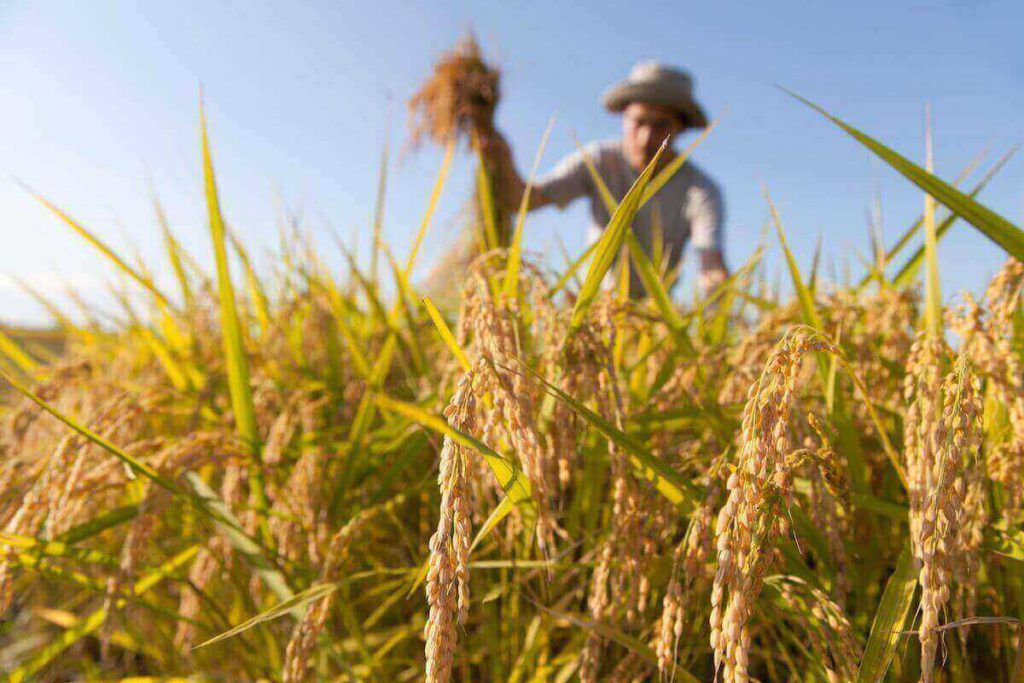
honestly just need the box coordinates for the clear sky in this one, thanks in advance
[1,0,1022,324]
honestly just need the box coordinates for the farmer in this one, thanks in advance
[480,61,728,297]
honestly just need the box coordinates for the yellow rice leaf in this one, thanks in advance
[422,296,471,372]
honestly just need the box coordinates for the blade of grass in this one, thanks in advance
[56,504,139,544]
[808,233,824,293]
[548,240,600,298]
[10,276,77,333]
[0,364,176,491]
[571,135,694,352]
[383,245,427,375]
[470,496,516,553]
[550,121,720,300]
[0,364,288,599]
[332,334,398,514]
[624,231,695,353]
[765,187,822,330]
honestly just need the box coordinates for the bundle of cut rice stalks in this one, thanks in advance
[407,33,501,148]
[409,34,513,299]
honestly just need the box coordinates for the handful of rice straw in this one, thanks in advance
[411,34,510,299]
[408,33,501,147]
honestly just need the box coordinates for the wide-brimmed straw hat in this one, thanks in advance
[602,62,708,129]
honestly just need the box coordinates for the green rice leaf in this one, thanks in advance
[0,365,276,564]
[570,140,667,331]
[422,297,472,372]
[573,134,619,214]
[765,187,822,330]
[405,136,456,276]
[808,233,823,293]
[641,116,721,204]
[856,547,917,683]
[548,240,600,298]
[857,144,1017,289]
[22,184,175,310]
[56,505,140,544]
[370,133,389,283]
[8,609,107,682]
[473,132,501,251]
[922,106,942,339]
[384,245,427,374]
[373,393,532,506]
[892,144,1019,287]
[504,116,556,299]
[200,99,270,542]
[470,495,516,552]
[0,326,39,374]
[786,89,1024,261]
[624,231,695,353]
[0,365,177,491]
[517,362,699,510]
[186,473,294,603]
[193,582,337,650]
[8,546,197,683]
[551,122,719,301]
[228,227,271,336]
[153,192,195,311]
[200,101,260,457]
[0,533,119,568]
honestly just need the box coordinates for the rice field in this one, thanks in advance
[0,89,1023,683]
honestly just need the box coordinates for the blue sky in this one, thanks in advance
[1,0,1022,324]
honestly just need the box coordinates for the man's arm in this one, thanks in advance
[479,128,598,215]
[688,179,729,298]
[699,249,729,298]
[477,128,556,212]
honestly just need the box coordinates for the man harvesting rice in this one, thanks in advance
[480,62,729,297]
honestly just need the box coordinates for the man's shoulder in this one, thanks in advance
[676,158,719,189]
[586,138,623,155]
[670,159,722,204]
[577,139,625,166]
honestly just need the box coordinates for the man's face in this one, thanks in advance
[621,102,684,171]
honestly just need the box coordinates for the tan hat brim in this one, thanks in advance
[603,82,708,129]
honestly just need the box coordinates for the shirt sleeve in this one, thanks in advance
[533,147,594,209]
[687,178,725,254]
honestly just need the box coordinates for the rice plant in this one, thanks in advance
[0,91,1022,683]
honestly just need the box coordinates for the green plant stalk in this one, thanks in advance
[199,100,271,545]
